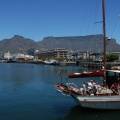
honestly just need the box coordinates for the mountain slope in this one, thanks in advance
[0,34,120,54]
[0,35,38,53]
[38,35,120,52]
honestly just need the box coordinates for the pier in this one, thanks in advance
[77,61,120,69]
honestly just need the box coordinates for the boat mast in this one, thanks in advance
[102,0,107,82]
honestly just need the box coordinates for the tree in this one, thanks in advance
[27,48,35,56]
[107,54,119,62]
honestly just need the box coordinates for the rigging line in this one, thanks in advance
[108,0,120,38]
[111,15,120,38]
[94,0,102,34]
[85,2,94,35]
[85,0,99,35]
[94,21,103,24]
[107,1,114,37]
[94,0,100,22]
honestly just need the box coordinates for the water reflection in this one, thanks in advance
[0,63,110,120]
[64,105,120,120]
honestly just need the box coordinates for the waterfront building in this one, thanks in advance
[15,53,34,62]
[89,53,102,61]
[76,51,90,60]
[4,51,13,60]
[52,48,68,59]
[35,48,68,60]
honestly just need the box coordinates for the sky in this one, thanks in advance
[0,0,120,42]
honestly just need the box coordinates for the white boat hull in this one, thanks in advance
[72,95,120,109]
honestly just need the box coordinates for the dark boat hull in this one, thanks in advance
[68,70,104,78]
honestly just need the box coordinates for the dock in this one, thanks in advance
[77,61,120,69]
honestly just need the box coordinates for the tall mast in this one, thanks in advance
[102,0,107,81]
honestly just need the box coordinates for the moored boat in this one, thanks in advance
[68,69,104,78]
[55,0,120,110]
[56,69,120,109]
[44,59,59,65]
[72,95,120,110]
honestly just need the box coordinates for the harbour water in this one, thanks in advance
[0,63,119,120]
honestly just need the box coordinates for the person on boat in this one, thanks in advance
[82,82,87,95]
[110,82,119,95]
[87,80,96,88]
[88,80,102,95]
[87,80,97,95]
[87,80,93,89]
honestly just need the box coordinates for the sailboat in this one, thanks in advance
[68,69,104,78]
[55,0,120,110]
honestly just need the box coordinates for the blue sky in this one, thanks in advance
[0,0,120,42]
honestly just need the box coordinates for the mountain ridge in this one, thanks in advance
[0,34,120,54]
[38,34,120,52]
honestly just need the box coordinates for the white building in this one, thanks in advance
[4,51,13,60]
[15,53,34,60]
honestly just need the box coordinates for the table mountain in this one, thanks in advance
[38,34,120,52]
[0,34,120,54]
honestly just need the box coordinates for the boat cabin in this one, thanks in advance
[106,70,120,87]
